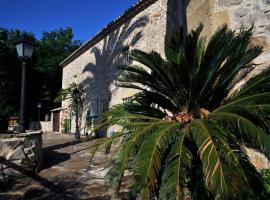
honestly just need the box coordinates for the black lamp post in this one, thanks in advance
[37,102,42,129]
[74,89,80,140]
[15,35,35,132]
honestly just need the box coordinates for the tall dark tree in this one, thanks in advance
[0,28,33,121]
[96,24,270,199]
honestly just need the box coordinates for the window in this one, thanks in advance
[101,99,109,113]
[89,99,98,118]
[122,97,132,104]
[151,103,159,109]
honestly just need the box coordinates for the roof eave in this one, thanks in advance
[59,0,158,68]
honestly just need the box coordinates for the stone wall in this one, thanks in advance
[0,131,43,183]
[30,121,52,133]
[40,121,52,133]
[187,0,270,68]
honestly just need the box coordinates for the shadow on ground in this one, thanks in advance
[0,159,83,200]
[0,136,101,200]
[42,140,81,170]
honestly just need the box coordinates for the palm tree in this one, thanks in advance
[98,24,270,199]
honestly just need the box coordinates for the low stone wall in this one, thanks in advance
[0,131,43,183]
[40,121,52,133]
[30,121,52,133]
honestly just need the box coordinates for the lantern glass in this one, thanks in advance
[75,91,80,99]
[37,103,42,108]
[15,35,35,58]
[16,43,23,57]
[24,43,34,58]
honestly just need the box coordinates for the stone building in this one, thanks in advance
[59,0,270,134]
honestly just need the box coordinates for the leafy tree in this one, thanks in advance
[56,82,85,137]
[29,28,82,119]
[56,82,84,114]
[0,27,81,126]
[96,24,270,199]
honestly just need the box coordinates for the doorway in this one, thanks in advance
[52,111,60,132]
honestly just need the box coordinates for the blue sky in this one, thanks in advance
[0,0,138,42]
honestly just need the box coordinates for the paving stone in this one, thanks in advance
[0,132,117,199]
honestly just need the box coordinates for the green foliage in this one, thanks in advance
[261,169,270,194]
[92,24,270,199]
[30,28,82,115]
[0,27,81,123]
[159,129,192,200]
[63,118,71,133]
[56,82,84,114]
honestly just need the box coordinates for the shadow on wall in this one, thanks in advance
[81,15,149,121]
[166,0,189,36]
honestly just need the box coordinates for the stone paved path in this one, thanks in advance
[0,133,113,200]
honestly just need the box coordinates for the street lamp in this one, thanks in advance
[15,35,35,132]
[73,89,80,140]
[37,102,42,129]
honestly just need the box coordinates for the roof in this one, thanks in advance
[50,107,67,112]
[59,0,158,68]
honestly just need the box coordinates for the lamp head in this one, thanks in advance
[15,35,35,59]
[74,89,81,101]
[37,102,42,108]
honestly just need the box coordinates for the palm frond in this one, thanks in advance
[196,25,262,108]
[89,137,112,163]
[231,67,270,99]
[159,128,192,200]
[122,102,167,119]
[209,111,270,158]
[130,122,181,199]
[107,120,164,196]
[135,91,178,112]
[213,92,270,113]
[190,119,251,199]
[130,49,176,92]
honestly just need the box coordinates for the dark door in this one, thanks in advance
[53,111,60,132]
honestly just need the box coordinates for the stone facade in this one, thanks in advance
[61,0,184,133]
[0,131,43,183]
[61,0,270,130]
[187,0,270,68]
